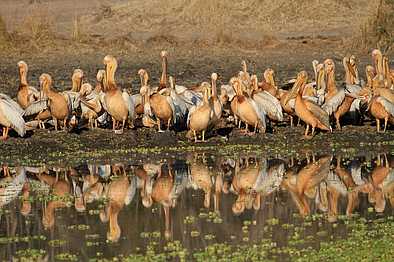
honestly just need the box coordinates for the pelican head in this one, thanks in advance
[349,55,357,66]
[80,83,93,96]
[263,68,275,84]
[17,61,28,71]
[96,69,105,82]
[372,49,382,59]
[39,73,52,89]
[73,68,84,79]
[211,72,218,81]
[241,60,247,72]
[324,59,335,73]
[284,71,308,105]
[138,69,149,86]
[103,55,117,76]
[160,50,168,58]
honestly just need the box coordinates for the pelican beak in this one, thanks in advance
[284,77,302,105]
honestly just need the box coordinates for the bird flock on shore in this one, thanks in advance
[0,49,394,141]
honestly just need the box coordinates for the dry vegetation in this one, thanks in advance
[358,0,394,52]
[0,0,388,55]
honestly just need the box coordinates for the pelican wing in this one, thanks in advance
[170,89,188,124]
[187,105,197,127]
[122,91,135,121]
[305,100,330,129]
[253,91,283,121]
[165,96,177,124]
[249,98,266,128]
[376,96,394,116]
[131,93,142,106]
[303,95,319,104]
[24,99,48,116]
[220,84,235,101]
[81,98,102,114]
[175,85,203,108]
[322,88,345,115]
[344,84,362,97]
[62,91,80,112]
[0,94,24,115]
[0,95,26,136]
[349,98,362,112]
[287,98,296,109]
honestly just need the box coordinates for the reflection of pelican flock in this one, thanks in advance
[2,49,394,139]
[1,153,394,245]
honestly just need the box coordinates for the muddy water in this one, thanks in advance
[1,153,394,261]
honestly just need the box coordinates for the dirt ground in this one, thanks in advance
[0,0,393,166]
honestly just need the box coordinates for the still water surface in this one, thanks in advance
[1,153,393,261]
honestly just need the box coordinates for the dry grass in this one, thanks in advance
[16,8,55,49]
[0,15,9,48]
[358,0,394,52]
[0,0,381,54]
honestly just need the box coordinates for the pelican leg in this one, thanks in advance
[238,119,242,129]
[297,117,301,127]
[63,119,67,131]
[336,117,341,130]
[167,118,171,131]
[290,116,293,128]
[376,119,380,133]
[304,124,309,137]
[3,166,9,176]
[253,122,258,134]
[311,126,315,137]
[193,130,198,143]
[54,118,58,131]
[95,119,98,129]
[384,117,388,132]
[0,127,8,140]
[157,119,164,133]
[202,130,205,142]
[112,117,116,131]
[244,123,249,134]
[122,119,126,130]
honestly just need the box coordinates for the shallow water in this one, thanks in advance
[1,153,394,261]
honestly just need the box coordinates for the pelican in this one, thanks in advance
[103,55,135,132]
[16,61,39,109]
[138,69,173,132]
[285,71,331,138]
[240,60,251,88]
[258,68,278,97]
[251,75,283,123]
[0,93,25,139]
[79,83,103,129]
[39,74,69,131]
[159,50,169,90]
[232,78,266,134]
[360,88,394,132]
[61,69,83,116]
[320,59,347,129]
[209,73,223,125]
[187,82,213,142]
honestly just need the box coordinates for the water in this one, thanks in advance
[1,153,394,261]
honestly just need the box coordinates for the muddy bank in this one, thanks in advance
[1,121,393,166]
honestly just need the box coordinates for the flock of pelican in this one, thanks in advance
[1,153,393,243]
[1,49,394,141]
